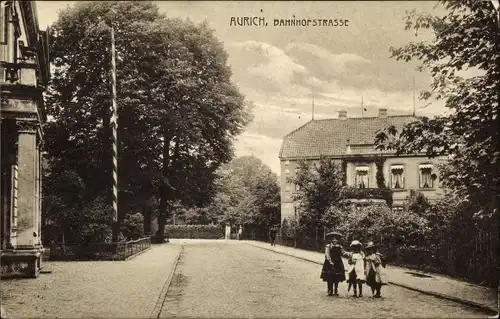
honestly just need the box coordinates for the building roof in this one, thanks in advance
[279,115,418,159]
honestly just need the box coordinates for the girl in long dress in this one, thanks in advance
[365,241,388,298]
[320,233,346,296]
[345,240,366,297]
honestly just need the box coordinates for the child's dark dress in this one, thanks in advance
[320,244,346,283]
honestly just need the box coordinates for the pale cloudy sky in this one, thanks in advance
[35,1,450,174]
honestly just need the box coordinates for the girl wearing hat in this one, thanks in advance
[365,241,388,298]
[345,240,366,297]
[320,232,346,296]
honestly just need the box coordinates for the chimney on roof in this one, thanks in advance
[338,110,347,120]
[378,108,388,118]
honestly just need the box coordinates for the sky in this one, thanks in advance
[35,1,452,174]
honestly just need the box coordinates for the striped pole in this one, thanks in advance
[111,26,118,226]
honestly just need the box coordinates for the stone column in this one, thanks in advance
[0,121,15,249]
[14,120,38,248]
[34,137,41,246]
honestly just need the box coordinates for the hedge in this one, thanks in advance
[165,225,225,239]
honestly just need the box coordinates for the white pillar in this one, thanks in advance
[15,121,38,247]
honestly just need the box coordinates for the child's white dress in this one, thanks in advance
[347,252,366,282]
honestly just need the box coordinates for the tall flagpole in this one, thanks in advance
[412,76,416,116]
[111,25,119,241]
[361,93,364,118]
[312,86,315,120]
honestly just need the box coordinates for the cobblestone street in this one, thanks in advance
[159,241,491,318]
[0,240,494,318]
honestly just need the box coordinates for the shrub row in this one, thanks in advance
[165,225,224,239]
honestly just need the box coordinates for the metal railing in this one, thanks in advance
[117,237,151,260]
[48,237,151,261]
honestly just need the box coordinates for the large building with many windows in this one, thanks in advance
[279,108,446,221]
[1,0,50,277]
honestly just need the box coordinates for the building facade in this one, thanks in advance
[0,0,50,277]
[279,108,446,221]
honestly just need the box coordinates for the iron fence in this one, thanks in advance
[48,237,151,261]
[117,237,151,260]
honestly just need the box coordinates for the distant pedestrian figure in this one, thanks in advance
[365,241,388,298]
[238,226,243,240]
[269,226,277,246]
[345,240,366,297]
[320,231,346,296]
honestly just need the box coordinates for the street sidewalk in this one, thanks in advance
[1,243,183,318]
[244,240,498,314]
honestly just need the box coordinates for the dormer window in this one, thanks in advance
[390,165,405,189]
[355,166,369,189]
[419,164,434,189]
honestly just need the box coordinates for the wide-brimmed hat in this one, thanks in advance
[326,231,343,238]
[365,241,377,249]
[350,240,362,247]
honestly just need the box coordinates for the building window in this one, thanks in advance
[390,165,405,189]
[285,160,290,166]
[285,168,290,174]
[392,206,403,213]
[294,183,300,191]
[419,164,434,189]
[355,166,369,188]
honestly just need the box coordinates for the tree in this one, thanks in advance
[121,213,145,240]
[247,171,281,227]
[141,19,252,241]
[207,156,281,229]
[289,156,345,231]
[42,165,115,244]
[46,1,252,243]
[404,190,432,218]
[375,1,499,220]
[45,1,166,242]
[177,206,220,225]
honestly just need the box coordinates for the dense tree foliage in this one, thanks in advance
[209,156,281,228]
[43,1,251,243]
[289,157,346,230]
[160,156,280,230]
[335,203,429,247]
[375,0,499,220]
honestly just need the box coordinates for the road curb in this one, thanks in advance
[149,245,184,319]
[386,281,498,315]
[245,242,498,315]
